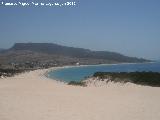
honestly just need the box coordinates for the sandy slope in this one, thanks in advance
[0,68,160,120]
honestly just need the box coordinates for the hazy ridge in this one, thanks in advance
[0,43,150,69]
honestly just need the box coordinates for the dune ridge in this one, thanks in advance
[0,67,160,120]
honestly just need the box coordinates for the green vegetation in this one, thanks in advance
[93,72,160,87]
[68,81,86,87]
[0,68,26,77]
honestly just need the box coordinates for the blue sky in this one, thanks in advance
[0,0,160,60]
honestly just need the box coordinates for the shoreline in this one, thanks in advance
[45,61,157,83]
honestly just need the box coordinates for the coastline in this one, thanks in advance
[0,67,160,120]
[46,61,158,83]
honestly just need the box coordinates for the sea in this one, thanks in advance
[48,62,160,83]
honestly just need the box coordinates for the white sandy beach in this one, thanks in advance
[0,67,160,120]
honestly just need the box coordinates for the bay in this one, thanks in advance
[48,62,160,82]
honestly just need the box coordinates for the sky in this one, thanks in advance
[0,0,160,60]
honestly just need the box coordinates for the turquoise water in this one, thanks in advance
[48,62,160,83]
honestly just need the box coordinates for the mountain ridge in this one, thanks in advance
[0,43,150,69]
[9,43,148,63]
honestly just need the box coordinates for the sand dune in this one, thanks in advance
[0,68,160,120]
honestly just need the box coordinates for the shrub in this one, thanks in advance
[93,72,160,87]
[68,81,86,87]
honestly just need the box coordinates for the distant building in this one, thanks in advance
[76,62,80,66]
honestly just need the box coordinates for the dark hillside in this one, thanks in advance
[9,43,149,63]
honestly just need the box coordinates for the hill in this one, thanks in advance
[10,43,148,62]
[0,48,5,52]
[0,43,150,69]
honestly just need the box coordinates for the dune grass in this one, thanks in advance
[93,72,160,87]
